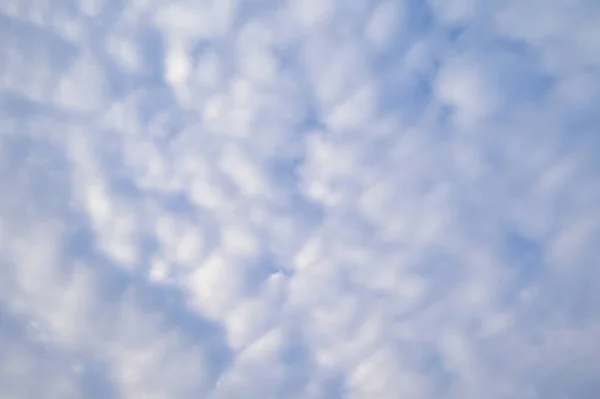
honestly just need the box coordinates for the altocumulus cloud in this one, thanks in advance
[1,0,600,398]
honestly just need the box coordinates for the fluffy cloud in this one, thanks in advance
[1,0,600,398]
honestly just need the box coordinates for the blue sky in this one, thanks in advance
[1,0,600,398]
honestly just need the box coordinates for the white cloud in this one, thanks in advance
[434,55,500,128]
[365,1,403,50]
[289,0,336,30]
[428,0,478,26]
[54,53,109,113]
[2,0,600,398]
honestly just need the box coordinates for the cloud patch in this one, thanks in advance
[1,0,600,398]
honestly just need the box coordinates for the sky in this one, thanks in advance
[1,0,600,398]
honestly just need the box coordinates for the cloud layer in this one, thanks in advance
[1,0,600,398]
